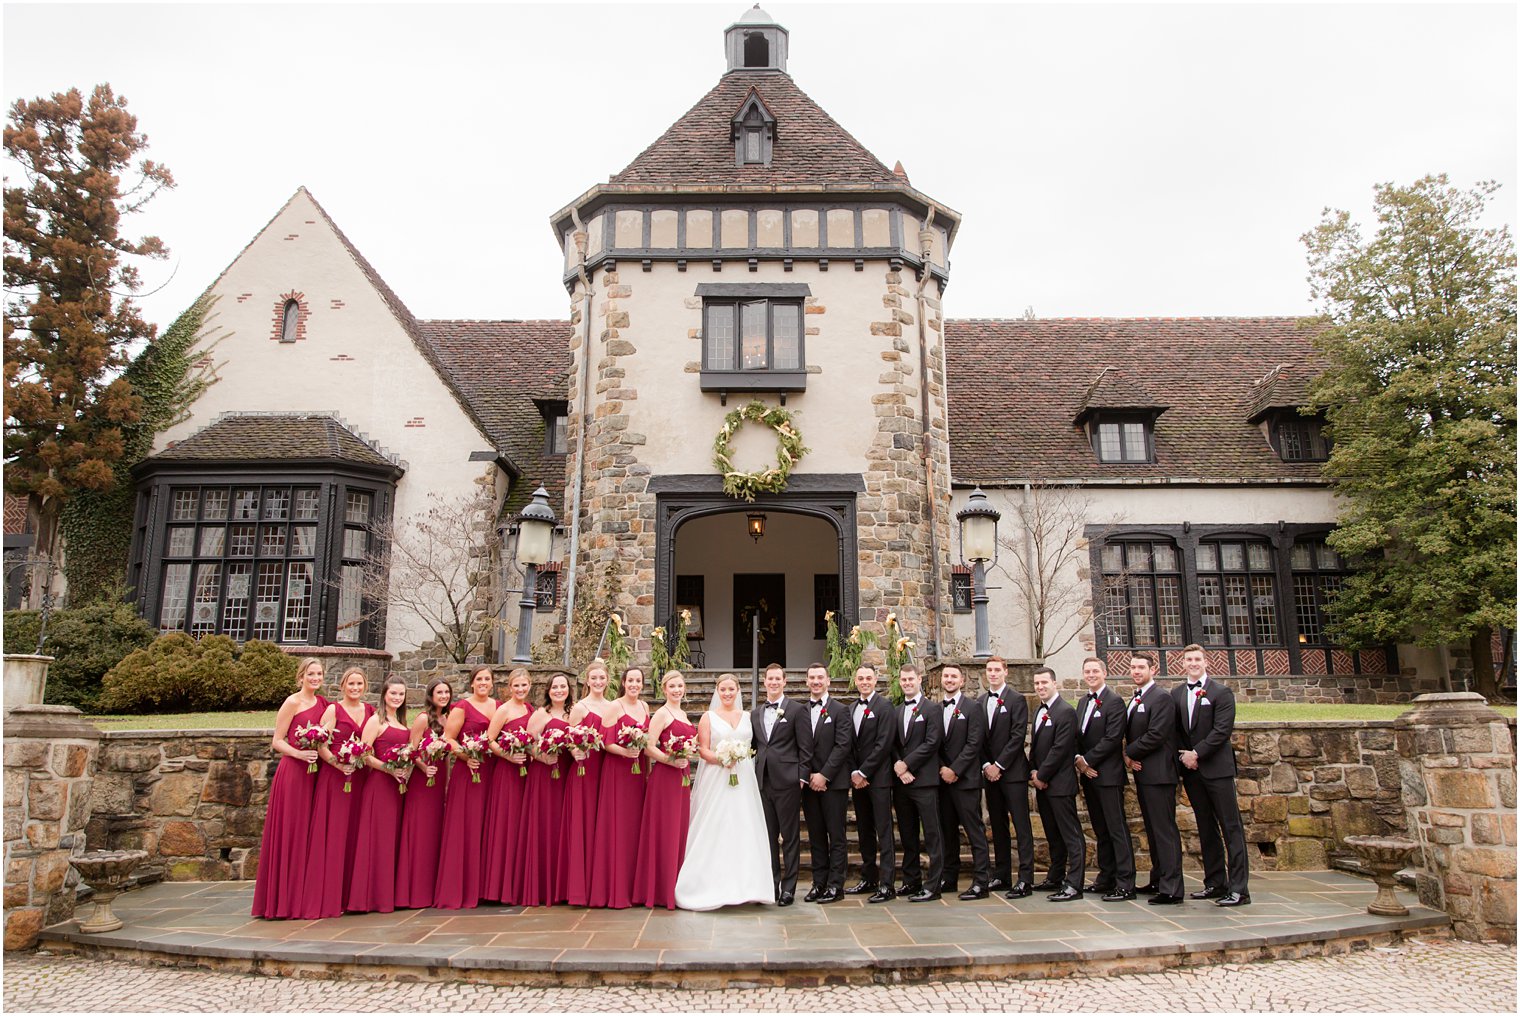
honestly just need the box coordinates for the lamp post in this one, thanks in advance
[956,486,1002,660]
[509,486,558,665]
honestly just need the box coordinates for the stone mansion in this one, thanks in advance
[95,7,1464,696]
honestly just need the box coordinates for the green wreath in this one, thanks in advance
[712,401,809,502]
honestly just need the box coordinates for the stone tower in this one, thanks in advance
[552,6,959,668]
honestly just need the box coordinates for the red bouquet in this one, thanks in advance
[665,733,699,787]
[457,733,489,784]
[497,726,534,777]
[418,732,449,787]
[332,736,370,793]
[378,741,415,795]
[538,726,570,779]
[617,725,649,775]
[290,723,331,775]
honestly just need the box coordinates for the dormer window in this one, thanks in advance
[732,91,776,167]
[538,400,569,455]
[1271,412,1330,462]
[1092,414,1155,463]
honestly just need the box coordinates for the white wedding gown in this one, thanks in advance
[673,709,775,910]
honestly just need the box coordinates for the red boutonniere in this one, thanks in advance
[1194,687,1205,700]
[863,707,872,719]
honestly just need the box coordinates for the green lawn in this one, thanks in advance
[85,702,1515,731]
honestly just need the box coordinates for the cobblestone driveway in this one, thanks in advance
[4,937,1514,1012]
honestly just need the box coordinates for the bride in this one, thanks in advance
[674,673,775,910]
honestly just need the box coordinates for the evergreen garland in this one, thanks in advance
[711,400,808,502]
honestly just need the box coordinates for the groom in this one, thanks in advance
[802,662,854,903]
[753,662,813,906]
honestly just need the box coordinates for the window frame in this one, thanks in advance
[1195,537,1282,648]
[1289,535,1347,647]
[1271,411,1331,463]
[1089,412,1156,464]
[696,284,810,394]
[1096,537,1187,652]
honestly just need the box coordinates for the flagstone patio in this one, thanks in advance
[39,870,1447,986]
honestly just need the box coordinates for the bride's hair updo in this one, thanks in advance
[717,673,739,690]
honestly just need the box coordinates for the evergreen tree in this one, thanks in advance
[3,84,174,609]
[1303,176,1516,698]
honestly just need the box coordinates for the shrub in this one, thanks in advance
[2,603,158,710]
[98,633,298,714]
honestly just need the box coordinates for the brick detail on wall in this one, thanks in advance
[329,298,346,310]
[329,354,355,362]
[1301,648,1328,675]
[403,417,426,428]
[1263,649,1292,675]
[1331,649,1356,675]
[1358,648,1388,674]
[270,291,310,343]
[236,292,253,303]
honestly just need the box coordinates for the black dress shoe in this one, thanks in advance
[1148,893,1184,905]
[1216,892,1251,907]
[908,889,941,903]
[1101,889,1137,902]
[777,891,795,907]
[1047,885,1084,902]
[987,878,1011,893]
[958,884,989,901]
[1083,882,1115,894]
[1004,881,1033,899]
[1190,885,1227,900]
[868,887,896,904]
[898,883,922,897]
[803,885,822,903]
[1135,883,1160,894]
[844,880,878,896]
[817,887,842,904]
[1031,878,1062,891]
[938,879,958,894]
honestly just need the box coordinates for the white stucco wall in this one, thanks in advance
[158,190,500,655]
[946,483,1342,678]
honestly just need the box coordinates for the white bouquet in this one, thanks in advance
[714,738,755,788]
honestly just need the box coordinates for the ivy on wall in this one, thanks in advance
[61,294,223,603]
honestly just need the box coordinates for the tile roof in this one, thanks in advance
[153,414,400,471]
[417,320,574,514]
[1246,363,1315,423]
[1073,366,1170,425]
[944,318,1330,483]
[609,71,902,189]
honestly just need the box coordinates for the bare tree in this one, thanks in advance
[992,483,1121,661]
[351,484,503,663]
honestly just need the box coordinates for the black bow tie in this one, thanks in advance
[1088,691,1100,700]
[1187,682,1201,691]
[904,698,918,707]
[764,701,780,711]
[810,699,823,707]
[858,698,871,706]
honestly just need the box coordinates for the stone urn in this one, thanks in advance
[68,850,148,934]
[1344,835,1419,917]
[3,653,53,708]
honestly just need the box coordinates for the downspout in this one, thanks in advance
[1023,482,1038,659]
[562,208,595,668]
[915,207,945,660]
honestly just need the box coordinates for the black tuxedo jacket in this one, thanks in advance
[981,686,1031,782]
[1170,676,1238,779]
[805,695,855,791]
[1028,696,1078,797]
[850,692,897,785]
[752,696,814,790]
[937,693,986,788]
[894,696,943,786]
[1123,681,1178,785]
[1075,686,1128,787]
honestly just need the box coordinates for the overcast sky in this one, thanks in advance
[4,2,1515,330]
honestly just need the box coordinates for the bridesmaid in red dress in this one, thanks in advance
[252,658,326,918]
[631,670,696,910]
[587,667,649,909]
[302,666,374,917]
[432,666,499,909]
[481,668,533,903]
[394,678,452,909]
[559,659,614,906]
[345,678,411,913]
[511,672,574,906]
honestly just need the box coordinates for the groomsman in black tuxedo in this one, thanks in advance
[1028,667,1085,901]
[753,662,814,906]
[936,664,991,899]
[981,655,1034,899]
[891,664,945,902]
[845,664,898,903]
[1123,652,1184,905]
[802,662,854,903]
[1172,644,1250,906]
[1073,657,1136,901]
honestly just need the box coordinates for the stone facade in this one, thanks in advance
[1396,693,1517,943]
[2,706,101,949]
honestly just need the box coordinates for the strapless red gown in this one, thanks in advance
[558,712,609,906]
[300,701,374,918]
[393,727,447,909]
[481,710,532,903]
[587,711,650,909]
[631,718,695,910]
[251,696,327,918]
[344,724,409,913]
[433,700,496,909]
[512,716,572,906]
